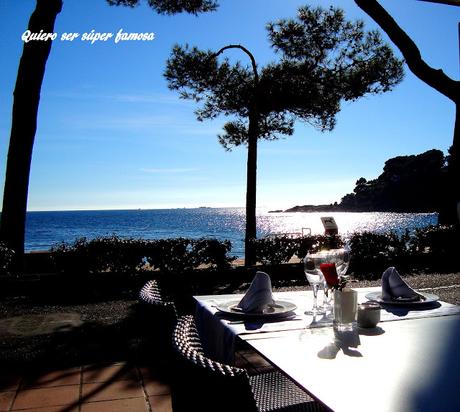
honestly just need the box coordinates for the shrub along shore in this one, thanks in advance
[0,224,458,303]
[1,224,459,277]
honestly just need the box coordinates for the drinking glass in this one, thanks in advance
[304,252,326,315]
[304,246,351,315]
[320,246,351,310]
[334,288,358,331]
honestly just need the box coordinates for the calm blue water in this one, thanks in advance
[25,208,438,257]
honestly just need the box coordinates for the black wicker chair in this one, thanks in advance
[139,279,178,319]
[171,315,326,412]
[138,279,178,359]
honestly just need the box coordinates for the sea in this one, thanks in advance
[24,208,438,257]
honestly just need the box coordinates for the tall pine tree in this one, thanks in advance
[165,5,404,265]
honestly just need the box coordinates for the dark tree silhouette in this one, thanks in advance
[213,45,261,266]
[106,0,217,14]
[354,0,460,224]
[0,0,218,271]
[0,0,62,272]
[165,5,404,265]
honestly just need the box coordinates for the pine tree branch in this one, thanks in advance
[355,0,459,102]
[214,44,259,84]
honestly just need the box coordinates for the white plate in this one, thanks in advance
[215,300,297,318]
[365,291,439,306]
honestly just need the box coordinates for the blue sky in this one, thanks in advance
[0,0,458,211]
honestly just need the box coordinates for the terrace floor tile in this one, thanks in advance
[12,385,80,410]
[21,367,81,389]
[15,406,79,412]
[82,363,139,384]
[143,379,170,396]
[81,380,143,403]
[80,398,149,412]
[148,394,172,412]
[0,391,15,412]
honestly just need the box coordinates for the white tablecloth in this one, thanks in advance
[194,287,460,364]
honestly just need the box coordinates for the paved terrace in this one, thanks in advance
[1,273,459,411]
[0,343,267,412]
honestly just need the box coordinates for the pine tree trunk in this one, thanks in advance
[0,0,62,271]
[244,110,259,267]
[208,44,261,266]
[453,102,460,224]
[439,102,460,225]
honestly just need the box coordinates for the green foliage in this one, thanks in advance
[316,234,344,252]
[144,237,236,272]
[253,226,459,278]
[165,5,403,150]
[51,236,148,274]
[47,226,460,279]
[409,225,460,272]
[253,234,343,266]
[293,236,319,262]
[0,242,14,275]
[143,237,190,273]
[190,238,235,270]
[50,236,236,274]
[266,5,404,111]
[349,226,460,279]
[348,231,410,279]
[165,44,253,120]
[253,236,299,265]
[106,0,218,14]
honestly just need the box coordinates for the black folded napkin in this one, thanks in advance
[237,271,275,313]
[381,267,422,302]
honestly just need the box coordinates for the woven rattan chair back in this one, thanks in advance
[139,279,178,319]
[171,315,259,412]
[171,315,327,412]
[138,279,178,359]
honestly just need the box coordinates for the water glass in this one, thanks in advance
[333,289,357,331]
[304,252,326,315]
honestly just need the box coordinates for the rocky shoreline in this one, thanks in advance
[270,149,446,215]
[273,204,348,213]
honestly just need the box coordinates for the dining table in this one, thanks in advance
[194,287,460,412]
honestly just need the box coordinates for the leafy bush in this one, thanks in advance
[253,234,343,266]
[348,231,410,280]
[315,234,344,253]
[51,236,236,274]
[293,236,319,261]
[47,225,460,279]
[51,236,148,274]
[144,238,192,273]
[349,226,460,279]
[0,242,14,276]
[253,236,299,265]
[408,225,460,272]
[190,238,236,270]
[145,238,236,272]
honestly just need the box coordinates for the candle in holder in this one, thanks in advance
[357,301,381,328]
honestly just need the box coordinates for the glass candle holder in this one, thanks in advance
[333,288,357,331]
[357,301,381,328]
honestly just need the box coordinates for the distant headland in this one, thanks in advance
[273,149,446,214]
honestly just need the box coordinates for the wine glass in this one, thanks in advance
[326,245,351,281]
[304,252,326,315]
[320,246,352,309]
[304,246,351,315]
